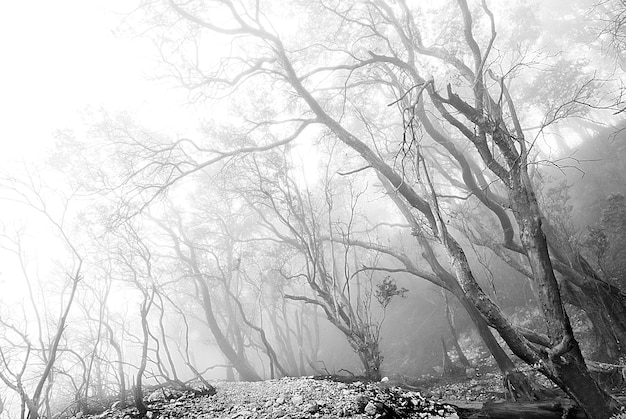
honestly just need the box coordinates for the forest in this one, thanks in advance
[1,0,626,418]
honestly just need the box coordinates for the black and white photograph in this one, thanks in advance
[1,1,625,418]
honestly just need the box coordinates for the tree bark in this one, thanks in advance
[443,292,471,368]
[508,172,620,417]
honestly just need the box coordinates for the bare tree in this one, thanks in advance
[113,1,623,415]
[0,170,83,419]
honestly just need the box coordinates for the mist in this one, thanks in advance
[1,1,626,418]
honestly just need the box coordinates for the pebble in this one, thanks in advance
[305,401,318,413]
[74,377,459,419]
[364,401,381,416]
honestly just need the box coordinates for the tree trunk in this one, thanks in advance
[443,292,471,368]
[441,337,465,378]
[354,342,382,381]
[509,177,620,417]
[197,277,262,381]
[560,281,622,361]
[452,284,545,401]
[294,309,307,376]
[421,238,544,401]
[105,323,126,407]
[380,173,543,399]
[135,290,154,418]
[164,227,263,382]
[267,306,299,375]
[543,222,626,360]
[452,398,588,418]
[285,293,382,381]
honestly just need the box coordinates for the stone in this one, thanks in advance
[147,391,161,402]
[364,401,381,416]
[111,401,125,410]
[355,395,369,412]
[305,401,318,413]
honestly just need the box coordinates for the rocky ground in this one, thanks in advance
[68,365,626,419]
[74,377,459,419]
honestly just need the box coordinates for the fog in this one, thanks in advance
[1,1,626,418]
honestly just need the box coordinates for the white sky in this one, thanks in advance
[0,0,197,162]
[0,1,190,304]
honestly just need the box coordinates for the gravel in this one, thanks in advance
[79,377,460,419]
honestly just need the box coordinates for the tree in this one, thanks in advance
[154,209,265,382]
[231,149,404,380]
[0,170,83,419]
[116,1,624,416]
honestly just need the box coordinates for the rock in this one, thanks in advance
[147,391,161,402]
[465,368,477,377]
[355,395,369,412]
[305,401,318,413]
[111,401,125,410]
[364,401,381,416]
[291,395,304,405]
[276,396,286,405]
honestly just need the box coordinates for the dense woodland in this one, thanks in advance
[1,1,626,418]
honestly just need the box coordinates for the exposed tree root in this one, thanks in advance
[502,370,559,402]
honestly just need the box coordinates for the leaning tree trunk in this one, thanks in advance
[380,173,543,400]
[196,277,262,381]
[509,178,620,417]
[420,234,545,401]
[542,222,626,360]
[452,283,544,400]
[560,281,622,361]
[163,225,263,382]
[443,292,471,368]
